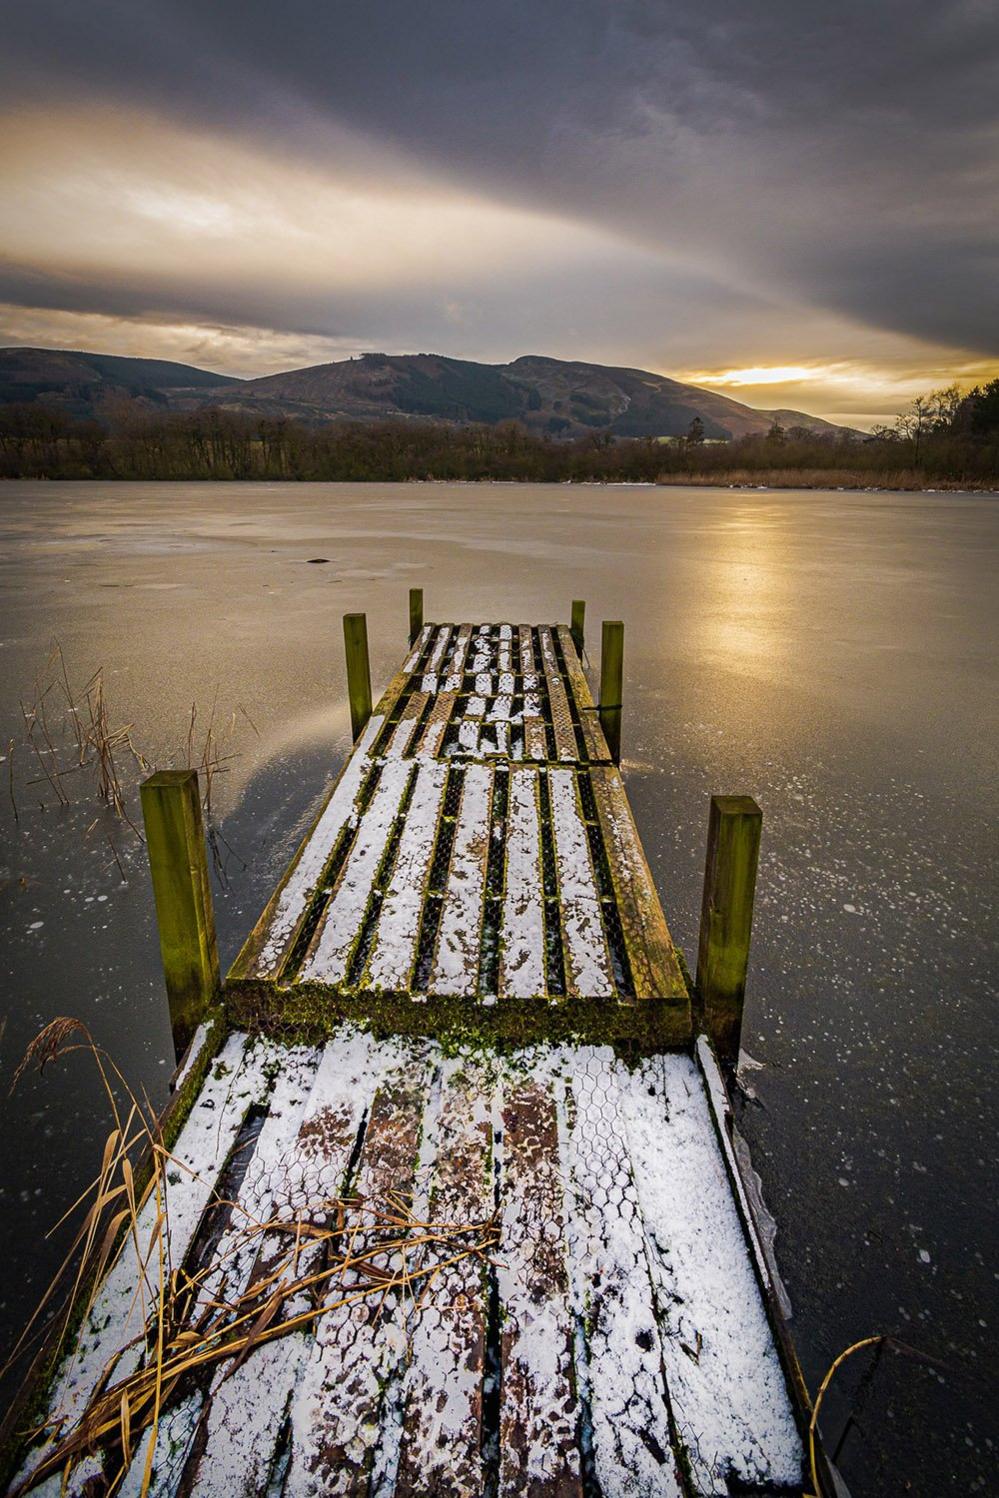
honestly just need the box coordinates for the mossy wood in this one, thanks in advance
[140,769,219,1057]
[696,794,763,1065]
[408,586,424,645]
[599,618,624,765]
[343,611,373,741]
[227,621,690,1048]
[570,597,585,654]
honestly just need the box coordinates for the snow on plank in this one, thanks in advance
[498,1075,581,1498]
[403,624,434,673]
[300,760,413,985]
[518,624,536,673]
[589,768,688,1000]
[548,769,615,999]
[561,1051,684,1498]
[385,691,429,758]
[432,764,493,996]
[32,1036,270,1444]
[500,768,545,1000]
[177,1031,389,1497]
[239,712,385,978]
[622,1055,803,1494]
[287,1049,434,1495]
[115,1036,319,1498]
[443,624,473,690]
[367,762,447,992]
[394,1061,494,1496]
[417,690,458,757]
[523,717,548,762]
[425,624,454,675]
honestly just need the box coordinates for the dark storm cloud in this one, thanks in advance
[2,0,997,352]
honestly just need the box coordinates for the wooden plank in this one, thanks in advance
[457,720,480,754]
[385,691,429,758]
[535,627,577,762]
[498,1076,581,1497]
[518,624,536,674]
[523,717,548,762]
[621,1054,803,1493]
[416,690,458,757]
[403,623,434,673]
[30,1037,265,1440]
[425,624,454,676]
[394,1061,494,1496]
[556,624,611,762]
[443,623,473,690]
[548,769,614,999]
[470,629,493,674]
[562,1054,684,1497]
[299,760,413,985]
[286,1051,434,1494]
[500,767,545,1000]
[231,712,385,981]
[367,762,447,992]
[589,767,688,1000]
[177,1033,388,1496]
[114,1049,323,1497]
[432,764,493,996]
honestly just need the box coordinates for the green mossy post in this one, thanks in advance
[140,769,220,1060]
[599,619,624,765]
[409,587,424,646]
[571,599,586,655]
[696,795,762,1067]
[343,612,373,741]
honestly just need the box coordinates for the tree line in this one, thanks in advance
[0,380,996,484]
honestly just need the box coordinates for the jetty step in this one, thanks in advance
[227,623,691,1047]
[12,1030,804,1497]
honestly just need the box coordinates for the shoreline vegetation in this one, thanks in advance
[1,381,996,489]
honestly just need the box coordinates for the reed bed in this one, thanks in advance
[9,645,253,844]
[4,1020,498,1497]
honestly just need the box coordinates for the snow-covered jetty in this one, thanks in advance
[6,601,816,1496]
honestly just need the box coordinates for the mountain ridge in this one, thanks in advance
[0,345,851,439]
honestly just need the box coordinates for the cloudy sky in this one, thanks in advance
[1,1,997,426]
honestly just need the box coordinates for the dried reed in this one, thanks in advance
[5,1021,498,1497]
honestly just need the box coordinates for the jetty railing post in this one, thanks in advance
[570,599,586,656]
[696,795,763,1067]
[343,612,372,741]
[599,619,624,764]
[140,769,220,1061]
[409,587,424,646]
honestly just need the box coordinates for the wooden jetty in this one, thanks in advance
[3,597,822,1498]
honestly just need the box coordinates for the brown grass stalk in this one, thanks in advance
[5,1021,500,1498]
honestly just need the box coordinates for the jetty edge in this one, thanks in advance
[2,600,843,1498]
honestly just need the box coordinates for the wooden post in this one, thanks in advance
[343,612,372,741]
[570,599,586,656]
[696,795,762,1067]
[599,620,624,764]
[409,587,424,646]
[140,770,219,1060]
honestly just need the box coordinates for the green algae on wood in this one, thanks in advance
[140,768,220,1058]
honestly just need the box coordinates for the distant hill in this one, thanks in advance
[0,348,241,418]
[0,346,850,439]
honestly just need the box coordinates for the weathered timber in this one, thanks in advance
[140,769,219,1057]
[599,619,624,766]
[570,598,585,656]
[225,621,691,1048]
[343,611,373,741]
[409,586,424,646]
[696,794,763,1066]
